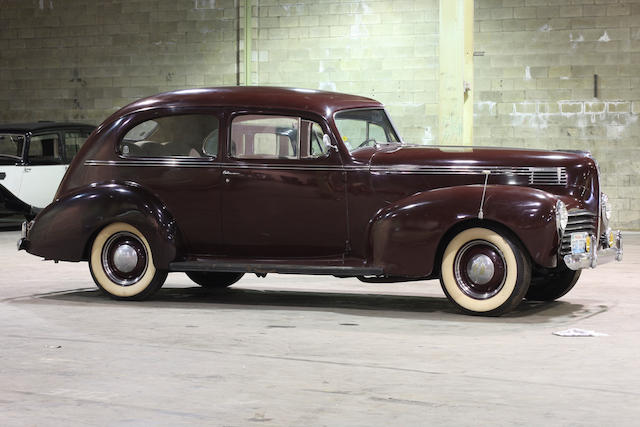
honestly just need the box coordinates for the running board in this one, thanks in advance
[169,261,383,276]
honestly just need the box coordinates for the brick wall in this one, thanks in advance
[247,0,439,143]
[0,0,638,228]
[0,0,241,123]
[0,0,439,143]
[474,0,640,229]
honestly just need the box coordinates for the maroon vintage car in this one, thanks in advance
[18,87,622,315]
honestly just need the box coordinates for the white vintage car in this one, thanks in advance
[0,122,94,224]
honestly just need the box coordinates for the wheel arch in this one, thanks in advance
[26,181,181,269]
[432,218,532,279]
[368,184,560,277]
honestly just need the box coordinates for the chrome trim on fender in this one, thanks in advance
[370,165,567,184]
[563,230,623,270]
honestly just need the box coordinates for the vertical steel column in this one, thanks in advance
[439,0,473,146]
[463,0,474,146]
[244,0,252,85]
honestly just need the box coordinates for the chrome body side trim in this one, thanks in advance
[85,159,568,184]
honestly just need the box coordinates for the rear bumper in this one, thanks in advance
[17,220,32,251]
[563,230,623,270]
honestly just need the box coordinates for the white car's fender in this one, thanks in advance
[0,164,67,209]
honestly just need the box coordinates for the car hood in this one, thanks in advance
[361,144,600,212]
[367,144,589,170]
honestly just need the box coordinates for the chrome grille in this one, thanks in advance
[560,209,598,256]
[530,167,568,186]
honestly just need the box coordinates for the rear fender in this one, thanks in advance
[369,185,559,277]
[26,182,178,268]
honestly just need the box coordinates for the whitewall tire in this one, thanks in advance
[89,222,167,300]
[440,227,531,316]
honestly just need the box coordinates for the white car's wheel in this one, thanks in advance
[440,227,531,316]
[89,222,167,300]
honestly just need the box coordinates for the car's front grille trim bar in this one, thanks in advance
[560,209,598,256]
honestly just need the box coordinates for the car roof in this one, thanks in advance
[110,86,384,121]
[0,122,95,133]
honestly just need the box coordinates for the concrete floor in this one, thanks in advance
[0,229,639,426]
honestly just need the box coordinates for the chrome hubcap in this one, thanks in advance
[101,231,148,286]
[113,244,138,273]
[466,254,494,285]
[453,240,507,300]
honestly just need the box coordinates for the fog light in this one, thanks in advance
[608,230,615,248]
[585,235,592,253]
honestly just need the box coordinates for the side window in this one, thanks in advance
[0,134,24,158]
[230,115,327,160]
[308,122,328,158]
[28,133,63,165]
[368,123,387,142]
[231,115,300,159]
[334,119,365,150]
[64,130,91,162]
[120,114,219,158]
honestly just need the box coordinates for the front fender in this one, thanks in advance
[26,182,178,269]
[369,185,559,277]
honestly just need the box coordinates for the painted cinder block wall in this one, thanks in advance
[0,0,638,228]
[473,0,640,230]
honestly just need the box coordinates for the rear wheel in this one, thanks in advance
[525,266,581,301]
[89,222,167,300]
[440,227,531,316]
[186,272,244,288]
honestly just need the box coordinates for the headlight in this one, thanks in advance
[601,193,612,226]
[556,200,568,232]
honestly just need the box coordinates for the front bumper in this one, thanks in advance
[563,230,623,270]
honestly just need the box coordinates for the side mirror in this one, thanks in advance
[323,134,337,152]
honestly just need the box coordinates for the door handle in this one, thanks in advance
[222,170,241,176]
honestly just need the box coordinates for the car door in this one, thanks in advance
[18,132,67,209]
[221,112,348,258]
[110,111,225,256]
[0,133,26,210]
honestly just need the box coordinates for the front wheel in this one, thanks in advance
[440,227,531,316]
[89,222,167,300]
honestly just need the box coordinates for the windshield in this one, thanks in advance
[0,133,25,158]
[334,108,400,152]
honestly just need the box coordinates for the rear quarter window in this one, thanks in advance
[120,114,219,158]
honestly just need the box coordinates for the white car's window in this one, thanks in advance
[0,134,25,159]
[334,108,400,152]
[29,133,63,165]
[64,130,92,161]
[230,114,327,160]
[121,114,219,158]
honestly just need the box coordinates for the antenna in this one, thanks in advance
[478,170,491,220]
